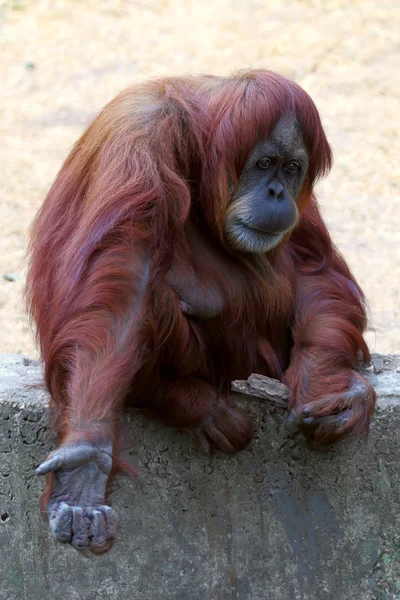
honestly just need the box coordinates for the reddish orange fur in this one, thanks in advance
[27,70,375,472]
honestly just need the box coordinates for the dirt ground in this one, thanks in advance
[0,0,399,357]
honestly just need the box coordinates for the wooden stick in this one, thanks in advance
[231,373,289,409]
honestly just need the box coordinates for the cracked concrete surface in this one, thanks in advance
[1,352,400,600]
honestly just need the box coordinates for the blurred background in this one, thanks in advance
[0,0,399,357]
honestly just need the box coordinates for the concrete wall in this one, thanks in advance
[1,353,400,600]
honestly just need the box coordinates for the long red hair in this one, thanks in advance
[26,70,371,444]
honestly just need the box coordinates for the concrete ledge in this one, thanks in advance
[1,353,400,600]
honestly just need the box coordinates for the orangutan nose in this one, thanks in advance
[267,181,284,199]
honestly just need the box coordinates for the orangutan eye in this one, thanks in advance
[286,161,300,173]
[257,157,271,169]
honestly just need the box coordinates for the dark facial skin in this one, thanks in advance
[165,115,309,320]
[225,114,309,253]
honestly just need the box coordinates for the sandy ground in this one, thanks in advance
[0,0,399,358]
